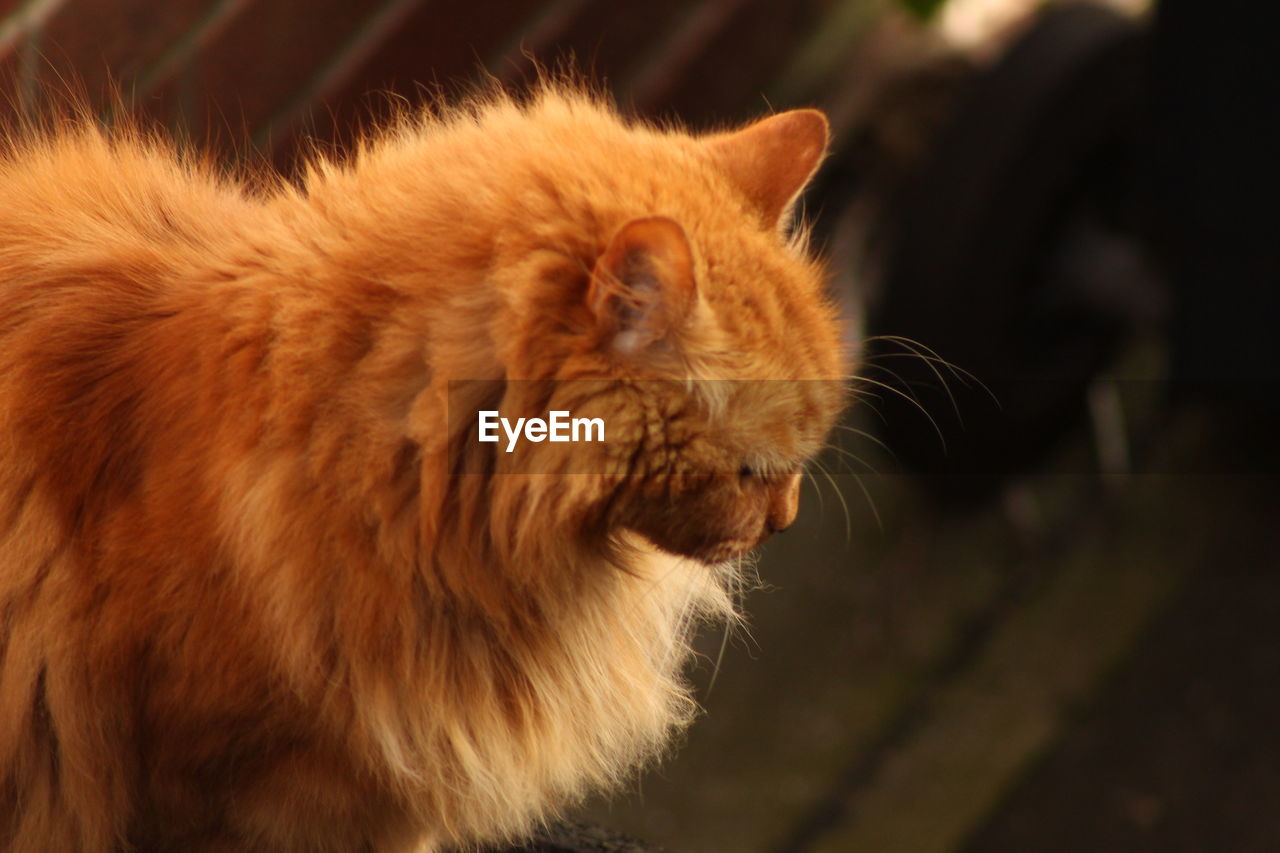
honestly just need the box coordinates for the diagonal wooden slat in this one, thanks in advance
[625,0,752,109]
[141,0,384,150]
[306,0,571,165]
[128,0,256,104]
[0,0,63,113]
[488,0,596,81]
[15,0,256,105]
[0,0,65,57]
[251,0,426,149]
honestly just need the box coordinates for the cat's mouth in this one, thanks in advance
[623,470,803,564]
[644,529,773,565]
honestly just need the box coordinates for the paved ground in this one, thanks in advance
[967,423,1280,853]
[574,357,1280,852]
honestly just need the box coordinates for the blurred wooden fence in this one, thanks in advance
[1,0,884,170]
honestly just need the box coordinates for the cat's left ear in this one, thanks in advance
[588,216,696,356]
[706,109,829,229]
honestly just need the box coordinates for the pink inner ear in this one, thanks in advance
[588,216,696,354]
[707,109,830,227]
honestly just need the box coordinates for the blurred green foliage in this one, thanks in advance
[899,0,949,21]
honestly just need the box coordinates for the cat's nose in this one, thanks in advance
[765,472,802,534]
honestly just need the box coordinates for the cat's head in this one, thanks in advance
[488,103,847,565]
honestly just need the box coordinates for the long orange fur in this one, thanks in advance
[0,87,846,851]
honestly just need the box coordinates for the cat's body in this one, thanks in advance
[0,90,844,851]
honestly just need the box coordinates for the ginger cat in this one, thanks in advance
[0,88,845,851]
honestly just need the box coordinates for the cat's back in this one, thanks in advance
[0,123,272,483]
[0,124,259,586]
[0,124,263,293]
[0,125,287,850]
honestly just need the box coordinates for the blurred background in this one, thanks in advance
[3,0,1277,851]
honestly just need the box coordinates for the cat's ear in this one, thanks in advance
[706,109,829,228]
[588,216,696,356]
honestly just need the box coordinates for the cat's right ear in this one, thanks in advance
[588,216,696,356]
[707,109,829,229]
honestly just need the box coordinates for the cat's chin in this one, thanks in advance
[639,534,760,565]
[697,539,759,564]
